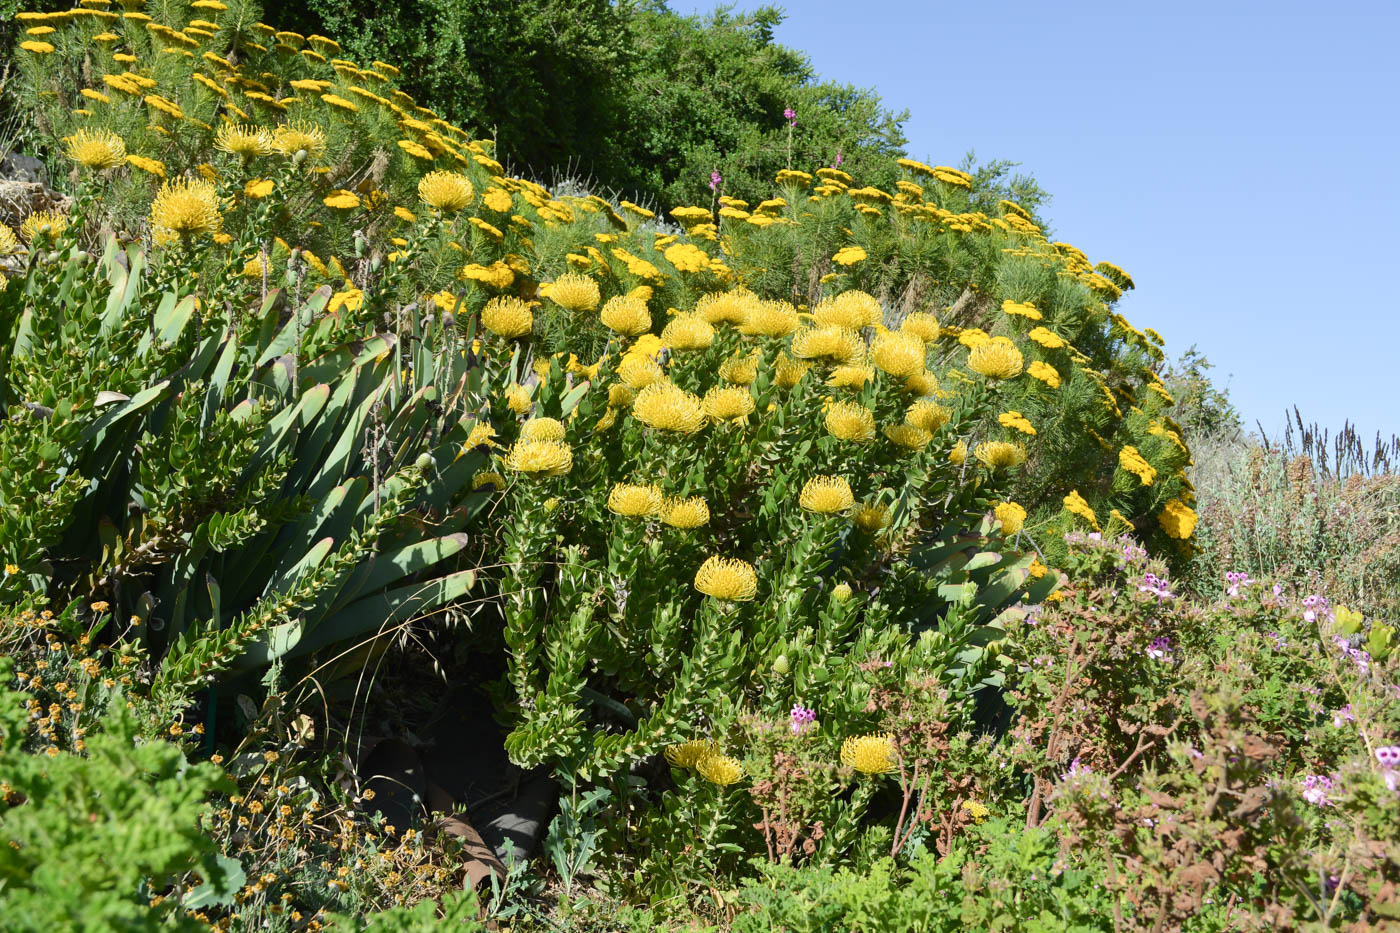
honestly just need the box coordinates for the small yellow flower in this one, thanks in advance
[961,800,990,824]
[634,382,706,434]
[503,440,572,477]
[20,40,55,54]
[150,177,222,242]
[694,555,758,601]
[547,272,600,312]
[665,739,718,769]
[243,178,275,198]
[994,501,1027,535]
[841,733,896,774]
[998,411,1036,436]
[600,294,651,336]
[481,296,533,339]
[3,563,19,576]
[975,441,1026,471]
[967,337,1024,380]
[1000,299,1042,320]
[520,417,565,442]
[1118,445,1157,486]
[831,245,867,266]
[1028,326,1066,349]
[832,582,854,602]
[608,483,662,517]
[660,496,709,528]
[800,476,854,514]
[1026,360,1061,388]
[697,753,744,786]
[19,210,68,243]
[322,190,360,209]
[125,154,166,178]
[1158,498,1197,539]
[1063,490,1100,530]
[62,128,126,170]
[824,401,876,443]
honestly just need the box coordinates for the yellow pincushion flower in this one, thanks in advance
[870,330,926,378]
[967,337,1024,380]
[792,324,861,364]
[215,123,274,159]
[799,476,854,514]
[547,272,600,313]
[62,128,126,170]
[481,297,533,338]
[20,210,69,244]
[272,121,327,158]
[606,384,635,408]
[738,299,799,337]
[661,496,710,528]
[661,314,715,351]
[697,753,744,786]
[695,289,756,326]
[718,351,760,385]
[906,400,950,433]
[998,411,1036,436]
[600,295,651,336]
[899,311,940,341]
[774,352,812,389]
[975,441,1026,470]
[503,383,533,415]
[0,225,19,256]
[813,291,881,330]
[1064,490,1100,530]
[618,355,665,390]
[994,501,1027,535]
[841,733,896,774]
[1028,326,1066,349]
[608,483,663,518]
[949,440,968,465]
[1158,498,1197,539]
[694,556,758,601]
[1118,445,1157,486]
[1026,360,1061,388]
[827,361,874,389]
[418,170,475,213]
[150,177,222,242]
[503,440,572,477]
[633,383,706,434]
[904,371,939,396]
[520,417,565,443]
[884,424,932,450]
[665,740,718,769]
[825,401,876,443]
[852,502,891,533]
[471,471,506,491]
[703,386,755,422]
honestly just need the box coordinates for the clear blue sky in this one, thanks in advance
[672,0,1400,442]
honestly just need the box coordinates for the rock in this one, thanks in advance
[0,152,46,185]
[0,152,68,232]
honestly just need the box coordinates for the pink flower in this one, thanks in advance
[709,170,722,192]
[789,704,817,734]
[783,107,797,126]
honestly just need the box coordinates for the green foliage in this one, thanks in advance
[323,889,485,932]
[1161,345,1241,440]
[0,661,236,932]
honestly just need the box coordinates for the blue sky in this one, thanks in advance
[672,0,1400,441]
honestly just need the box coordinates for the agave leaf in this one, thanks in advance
[267,536,335,595]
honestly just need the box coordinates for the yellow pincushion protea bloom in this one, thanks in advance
[967,337,1024,380]
[1118,445,1157,486]
[520,417,565,442]
[660,314,715,351]
[900,311,940,341]
[215,123,274,159]
[702,386,755,422]
[824,401,876,443]
[827,361,874,389]
[481,296,533,338]
[418,170,474,213]
[503,440,572,477]
[695,288,756,326]
[608,482,662,517]
[998,411,1036,436]
[906,399,950,433]
[600,295,651,336]
[813,291,881,330]
[660,496,710,528]
[19,210,68,244]
[1158,498,1197,539]
[994,501,1027,535]
[774,352,812,389]
[150,177,222,242]
[870,330,926,378]
[633,383,705,434]
[852,502,891,534]
[884,423,932,450]
[975,442,1026,470]
[546,272,600,312]
[607,384,635,408]
[949,440,968,465]
[1026,360,1061,388]
[471,471,506,491]
[697,753,744,786]
[799,476,854,514]
[665,739,717,769]
[694,556,758,602]
[503,383,533,415]
[62,128,126,170]
[904,371,939,396]
[272,121,327,158]
[1064,489,1100,530]
[792,324,861,364]
[841,733,896,774]
[617,355,665,390]
[718,351,760,385]
[738,299,799,337]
